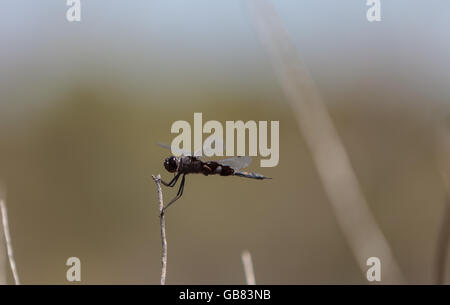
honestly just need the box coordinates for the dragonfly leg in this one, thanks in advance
[161,172,181,187]
[162,174,186,213]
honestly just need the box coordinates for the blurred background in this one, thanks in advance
[1,0,450,284]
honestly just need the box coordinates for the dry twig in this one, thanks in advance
[434,122,450,284]
[0,199,20,285]
[247,0,405,283]
[152,174,167,285]
[434,192,450,284]
[241,250,256,285]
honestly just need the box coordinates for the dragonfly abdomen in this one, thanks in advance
[234,171,271,180]
[202,161,235,176]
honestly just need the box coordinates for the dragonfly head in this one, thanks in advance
[164,156,178,173]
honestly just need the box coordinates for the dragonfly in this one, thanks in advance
[157,142,271,213]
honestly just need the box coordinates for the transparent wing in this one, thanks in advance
[159,134,225,158]
[195,134,225,157]
[217,156,252,170]
[157,142,206,160]
[157,142,192,156]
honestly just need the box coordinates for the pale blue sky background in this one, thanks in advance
[0,0,449,127]
[1,1,449,103]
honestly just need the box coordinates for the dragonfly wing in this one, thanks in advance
[157,142,192,156]
[218,156,252,170]
[157,142,206,161]
[199,134,226,157]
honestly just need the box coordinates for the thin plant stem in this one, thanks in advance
[0,199,20,285]
[152,175,167,285]
[241,250,256,285]
[435,195,450,284]
[247,0,405,284]
[434,122,450,284]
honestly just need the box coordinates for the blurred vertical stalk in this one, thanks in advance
[0,207,6,284]
[0,184,5,284]
[434,192,450,284]
[434,121,450,284]
[0,199,20,285]
[247,0,405,284]
[241,250,256,285]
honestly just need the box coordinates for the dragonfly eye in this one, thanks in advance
[164,156,178,173]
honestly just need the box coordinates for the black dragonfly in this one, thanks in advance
[158,143,271,212]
